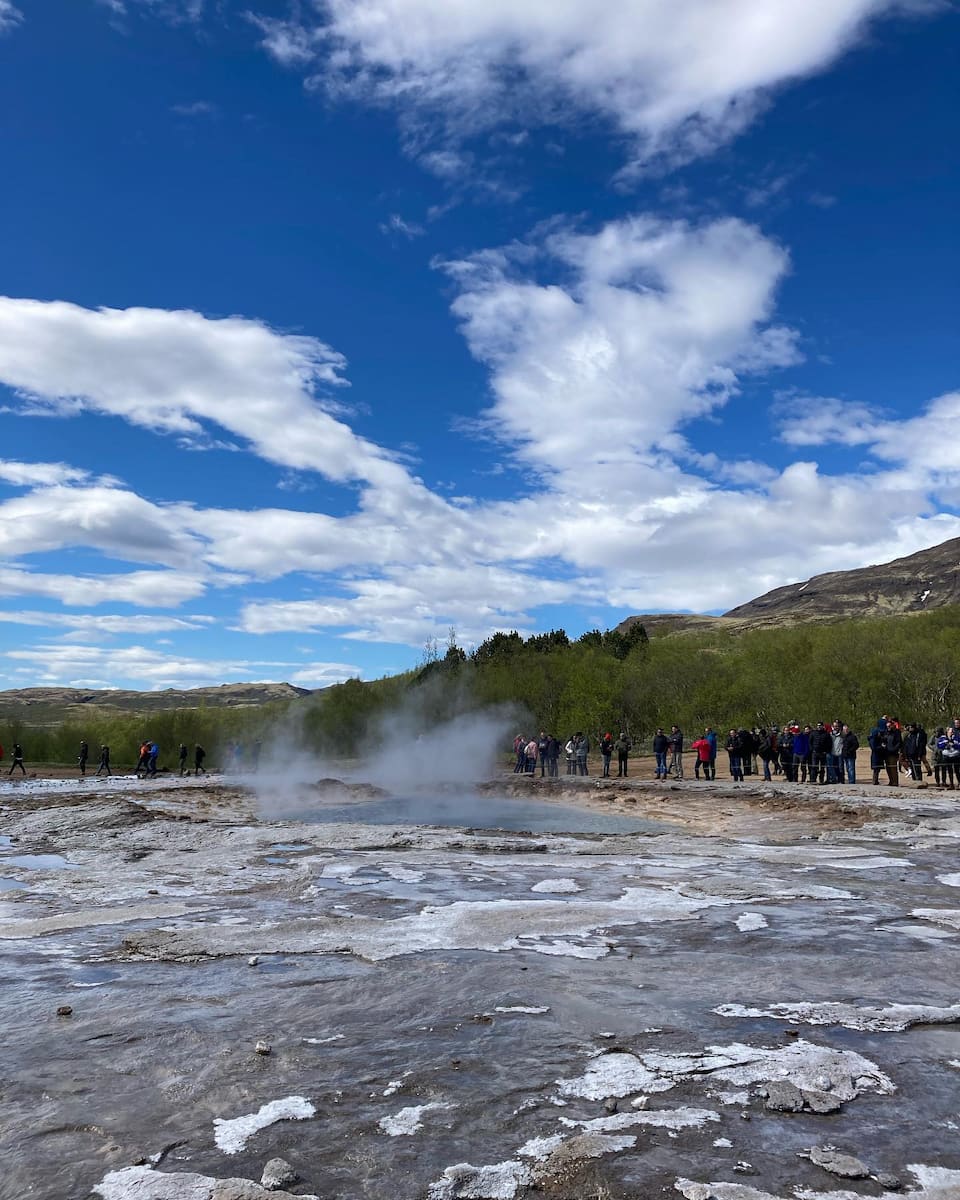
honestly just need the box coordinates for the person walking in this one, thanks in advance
[96,744,111,776]
[615,731,631,778]
[78,740,89,776]
[7,742,25,775]
[194,744,207,775]
[146,740,159,778]
[178,743,188,775]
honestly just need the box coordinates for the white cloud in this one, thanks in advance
[443,214,799,478]
[0,1,22,34]
[0,297,406,488]
[0,611,214,634]
[0,643,359,690]
[0,459,92,488]
[380,213,426,239]
[255,0,939,167]
[0,567,208,608]
[171,100,218,117]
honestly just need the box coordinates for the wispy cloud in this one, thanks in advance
[0,0,22,34]
[379,213,425,239]
[249,1,942,173]
[171,100,218,117]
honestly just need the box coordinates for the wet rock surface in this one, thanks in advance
[1,772,959,1198]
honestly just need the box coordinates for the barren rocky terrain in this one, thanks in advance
[1,770,959,1200]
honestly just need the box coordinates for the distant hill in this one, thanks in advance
[619,537,960,636]
[0,681,311,719]
[724,537,960,625]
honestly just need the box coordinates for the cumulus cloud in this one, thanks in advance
[0,297,406,488]
[0,212,957,669]
[442,214,799,479]
[251,0,938,167]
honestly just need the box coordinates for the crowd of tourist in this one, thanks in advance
[513,716,960,788]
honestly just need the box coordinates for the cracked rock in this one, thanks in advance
[802,1088,843,1113]
[764,1080,804,1111]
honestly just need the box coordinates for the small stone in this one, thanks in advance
[254,1040,272,1055]
[785,1028,799,1037]
[876,1172,903,1190]
[802,1088,842,1114]
[261,1157,298,1191]
[733,1161,755,1174]
[471,1013,493,1024]
[630,1095,649,1110]
[147,889,159,895]
[248,956,260,966]
[815,1076,833,1091]
[56,1005,73,1017]
[603,1097,618,1113]
[809,1147,870,1178]
[764,1080,804,1111]
[681,1185,713,1200]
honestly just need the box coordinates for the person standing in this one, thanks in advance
[194,744,207,775]
[778,726,795,781]
[146,741,159,778]
[546,734,560,778]
[829,722,844,784]
[841,725,859,784]
[667,725,684,779]
[691,734,711,780]
[882,718,902,786]
[792,725,812,783]
[704,726,718,781]
[537,731,550,778]
[615,731,631,778]
[7,742,25,775]
[96,744,111,776]
[513,735,526,773]
[726,729,743,782]
[756,728,774,781]
[599,732,613,777]
[178,743,189,775]
[575,732,589,776]
[652,728,668,779]
[524,737,538,775]
[810,722,831,784]
[78,740,89,776]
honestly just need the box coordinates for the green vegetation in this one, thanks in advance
[3,607,960,768]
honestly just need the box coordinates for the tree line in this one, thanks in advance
[2,607,958,767]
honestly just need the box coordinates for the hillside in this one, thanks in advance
[724,537,960,625]
[0,681,311,720]
[619,537,960,636]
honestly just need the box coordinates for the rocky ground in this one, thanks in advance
[1,770,959,1200]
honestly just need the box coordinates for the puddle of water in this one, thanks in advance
[0,836,11,849]
[284,794,663,835]
[2,854,76,870]
[0,879,26,893]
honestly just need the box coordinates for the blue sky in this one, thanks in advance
[0,0,957,691]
